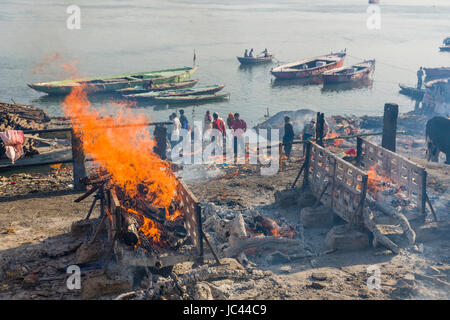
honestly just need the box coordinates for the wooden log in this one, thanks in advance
[71,129,87,191]
[121,213,140,247]
[381,103,398,152]
[367,195,416,245]
[224,235,304,258]
[362,208,400,254]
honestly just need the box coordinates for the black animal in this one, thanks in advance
[425,117,450,164]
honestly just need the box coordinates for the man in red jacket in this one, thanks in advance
[212,112,226,137]
[231,113,247,160]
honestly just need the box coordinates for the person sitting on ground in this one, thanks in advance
[244,49,248,57]
[226,112,234,129]
[283,116,294,159]
[179,109,189,131]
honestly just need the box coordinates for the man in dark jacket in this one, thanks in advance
[283,116,294,158]
[179,109,189,131]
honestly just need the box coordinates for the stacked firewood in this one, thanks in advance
[79,171,187,253]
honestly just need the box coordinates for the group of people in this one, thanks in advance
[168,109,248,157]
[243,48,270,58]
[169,110,326,160]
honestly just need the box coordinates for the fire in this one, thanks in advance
[126,208,161,243]
[326,132,344,147]
[63,84,177,244]
[367,163,391,199]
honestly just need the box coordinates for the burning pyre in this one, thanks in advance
[63,84,184,250]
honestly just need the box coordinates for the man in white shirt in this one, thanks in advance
[169,113,181,148]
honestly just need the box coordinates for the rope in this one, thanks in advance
[347,54,417,74]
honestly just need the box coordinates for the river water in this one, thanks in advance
[0,0,449,127]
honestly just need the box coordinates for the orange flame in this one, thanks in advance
[326,132,344,147]
[62,84,177,244]
[367,164,391,199]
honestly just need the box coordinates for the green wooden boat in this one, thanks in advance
[153,92,230,104]
[125,84,225,100]
[28,66,199,95]
[117,79,199,95]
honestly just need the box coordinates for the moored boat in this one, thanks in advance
[153,93,230,104]
[322,59,375,84]
[237,55,273,65]
[28,66,199,95]
[125,84,225,100]
[398,84,425,99]
[270,51,346,80]
[117,79,199,95]
[424,67,450,80]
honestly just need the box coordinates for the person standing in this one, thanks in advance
[204,110,213,133]
[231,113,247,159]
[302,119,315,156]
[417,67,424,89]
[179,109,189,131]
[226,112,235,129]
[212,112,226,137]
[169,113,181,149]
[283,116,294,159]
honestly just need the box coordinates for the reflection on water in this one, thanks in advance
[271,76,323,88]
[321,79,374,93]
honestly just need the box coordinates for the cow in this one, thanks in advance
[425,116,450,164]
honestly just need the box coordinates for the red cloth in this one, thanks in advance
[231,118,247,135]
[0,130,25,163]
[345,148,357,156]
[212,118,226,136]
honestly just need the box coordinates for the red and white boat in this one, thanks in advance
[322,59,375,84]
[271,51,346,80]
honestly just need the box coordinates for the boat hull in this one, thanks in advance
[28,66,199,95]
[125,85,225,100]
[271,52,346,80]
[439,46,450,52]
[237,56,273,65]
[322,60,375,84]
[154,93,230,104]
[398,84,425,99]
[117,79,199,95]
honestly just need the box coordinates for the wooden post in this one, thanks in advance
[153,124,168,160]
[302,142,312,189]
[381,103,398,152]
[356,137,363,164]
[71,129,87,191]
[316,112,325,147]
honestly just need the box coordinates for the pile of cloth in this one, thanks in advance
[0,130,25,163]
